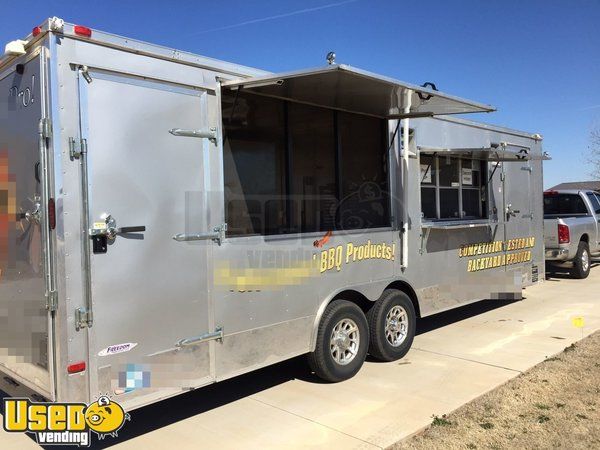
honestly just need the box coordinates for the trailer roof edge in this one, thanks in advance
[427,116,543,141]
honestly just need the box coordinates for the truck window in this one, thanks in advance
[222,91,389,236]
[586,192,600,214]
[419,154,486,221]
[543,193,589,216]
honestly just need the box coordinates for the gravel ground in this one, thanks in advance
[393,331,600,450]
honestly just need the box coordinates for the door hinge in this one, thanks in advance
[78,65,93,84]
[75,307,93,331]
[39,118,52,139]
[45,290,58,312]
[500,172,506,181]
[69,137,87,160]
[521,166,533,172]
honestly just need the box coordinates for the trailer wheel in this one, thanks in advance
[367,290,416,362]
[308,300,369,382]
[571,241,591,279]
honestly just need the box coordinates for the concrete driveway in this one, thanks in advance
[2,262,599,449]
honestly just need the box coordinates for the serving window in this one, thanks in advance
[222,91,390,236]
[420,154,487,221]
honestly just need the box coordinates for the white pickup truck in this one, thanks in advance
[544,189,600,278]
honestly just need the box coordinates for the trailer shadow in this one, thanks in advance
[0,296,534,449]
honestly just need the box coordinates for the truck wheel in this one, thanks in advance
[308,300,369,382]
[571,241,591,279]
[367,290,416,362]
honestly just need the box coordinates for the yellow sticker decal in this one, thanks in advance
[458,236,536,272]
[319,241,395,273]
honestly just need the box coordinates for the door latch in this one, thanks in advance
[173,223,227,245]
[169,127,217,144]
[176,326,223,348]
[90,214,146,254]
[18,195,42,225]
[75,306,93,331]
[505,203,520,220]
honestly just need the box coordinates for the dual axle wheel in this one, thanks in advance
[308,290,416,382]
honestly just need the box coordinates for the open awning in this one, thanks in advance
[418,142,534,161]
[221,64,495,119]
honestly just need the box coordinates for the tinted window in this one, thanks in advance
[421,187,436,219]
[586,192,600,214]
[462,189,481,218]
[543,194,589,216]
[420,154,486,221]
[439,157,459,187]
[223,92,286,236]
[338,112,388,229]
[222,92,390,235]
[440,189,460,219]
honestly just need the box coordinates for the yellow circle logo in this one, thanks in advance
[84,396,128,437]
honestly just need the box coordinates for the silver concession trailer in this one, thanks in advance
[0,18,545,410]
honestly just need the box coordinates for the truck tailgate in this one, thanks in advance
[543,218,559,248]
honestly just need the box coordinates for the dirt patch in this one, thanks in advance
[393,331,600,450]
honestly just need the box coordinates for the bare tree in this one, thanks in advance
[589,127,600,179]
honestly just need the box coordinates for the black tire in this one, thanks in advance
[366,289,416,362]
[308,300,369,382]
[571,241,591,279]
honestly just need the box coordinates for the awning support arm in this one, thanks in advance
[401,89,412,270]
[488,156,501,184]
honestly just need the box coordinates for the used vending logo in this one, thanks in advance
[3,395,130,446]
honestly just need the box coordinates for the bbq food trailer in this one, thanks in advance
[0,18,544,410]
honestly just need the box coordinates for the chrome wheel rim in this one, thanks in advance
[582,249,590,272]
[385,305,408,347]
[330,318,360,365]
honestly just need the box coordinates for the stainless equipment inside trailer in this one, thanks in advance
[0,18,544,410]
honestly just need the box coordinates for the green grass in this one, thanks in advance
[431,414,452,426]
[537,415,551,423]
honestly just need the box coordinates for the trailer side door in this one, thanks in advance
[501,155,537,284]
[0,48,55,399]
[76,69,218,400]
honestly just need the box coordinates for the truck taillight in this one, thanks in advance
[558,224,570,244]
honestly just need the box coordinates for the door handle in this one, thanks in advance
[90,215,145,239]
[505,204,520,219]
[90,214,145,254]
[117,226,146,234]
